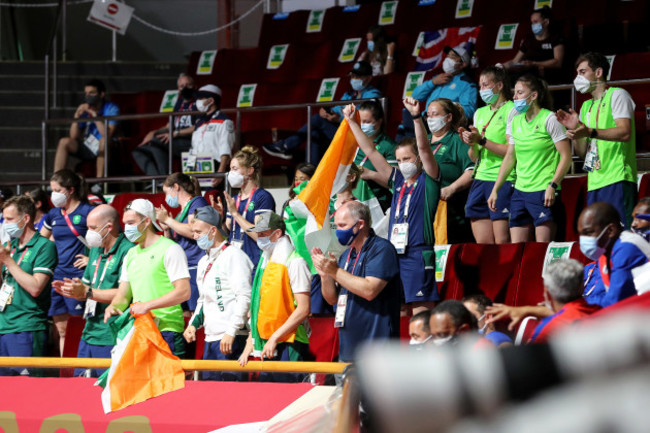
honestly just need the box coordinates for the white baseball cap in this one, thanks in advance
[196,84,222,99]
[125,198,163,231]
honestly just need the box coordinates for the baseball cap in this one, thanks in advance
[193,206,228,237]
[125,198,162,231]
[246,211,285,233]
[196,84,222,99]
[350,61,373,77]
[444,45,470,64]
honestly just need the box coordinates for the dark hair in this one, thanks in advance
[27,188,51,214]
[84,79,106,94]
[430,98,466,131]
[532,5,552,21]
[432,300,478,330]
[637,197,650,209]
[410,310,432,333]
[347,163,362,190]
[366,24,388,65]
[480,65,513,100]
[586,202,622,229]
[163,172,201,197]
[574,52,610,80]
[4,195,36,222]
[358,100,385,127]
[517,74,553,110]
[396,137,419,156]
[51,169,89,203]
[462,294,494,316]
[295,162,316,179]
[0,188,14,203]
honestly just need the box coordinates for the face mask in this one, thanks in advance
[514,95,532,113]
[51,191,68,208]
[480,87,499,105]
[399,162,419,180]
[257,235,275,252]
[477,313,488,334]
[197,232,213,251]
[180,87,195,101]
[4,217,26,239]
[427,116,447,133]
[196,99,211,113]
[360,122,377,137]
[165,193,180,208]
[367,40,375,52]
[632,227,650,241]
[124,220,145,243]
[350,78,365,92]
[531,22,543,36]
[85,94,100,106]
[409,335,432,346]
[579,226,610,261]
[228,171,245,188]
[442,57,458,74]
[336,223,359,246]
[573,75,595,94]
[85,223,109,248]
[432,335,454,347]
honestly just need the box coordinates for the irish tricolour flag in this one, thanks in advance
[96,309,185,413]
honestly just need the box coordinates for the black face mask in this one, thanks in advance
[180,87,195,101]
[85,94,101,106]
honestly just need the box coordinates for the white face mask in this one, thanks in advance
[442,57,459,74]
[409,335,432,346]
[196,99,211,112]
[85,223,109,248]
[573,75,596,94]
[427,116,447,133]
[399,161,419,180]
[51,191,68,208]
[228,171,245,188]
[432,335,453,346]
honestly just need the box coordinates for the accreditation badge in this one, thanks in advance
[390,223,409,254]
[583,139,601,172]
[334,294,348,328]
[0,282,15,312]
[84,134,100,156]
[83,299,98,319]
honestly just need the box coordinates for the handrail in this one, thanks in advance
[0,356,350,374]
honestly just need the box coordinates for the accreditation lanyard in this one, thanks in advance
[394,180,417,221]
[587,88,608,130]
[232,188,256,241]
[344,248,362,275]
[91,254,113,289]
[61,208,89,247]
[2,247,28,280]
[201,242,229,286]
[583,265,597,297]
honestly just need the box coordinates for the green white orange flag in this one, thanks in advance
[289,117,358,258]
[95,309,185,413]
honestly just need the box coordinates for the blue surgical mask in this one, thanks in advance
[514,95,532,113]
[350,78,365,92]
[165,193,179,208]
[4,217,25,239]
[531,22,543,36]
[367,40,375,52]
[360,122,377,137]
[257,236,275,252]
[197,232,213,251]
[480,87,499,105]
[579,226,609,261]
[336,223,359,246]
[124,220,145,243]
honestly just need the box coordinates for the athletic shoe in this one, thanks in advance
[263,141,292,160]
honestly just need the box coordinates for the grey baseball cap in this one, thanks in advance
[246,211,285,233]
[194,206,228,237]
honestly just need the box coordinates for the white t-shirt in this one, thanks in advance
[120,242,190,283]
[610,88,635,120]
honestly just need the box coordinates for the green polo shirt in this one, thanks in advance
[0,232,57,334]
[353,131,397,210]
[80,233,135,346]
[430,130,475,188]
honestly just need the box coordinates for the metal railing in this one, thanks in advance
[40,97,387,181]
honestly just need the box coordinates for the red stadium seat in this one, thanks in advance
[110,192,179,225]
[438,243,464,301]
[60,315,86,377]
[307,316,339,384]
[639,173,650,199]
[558,175,588,243]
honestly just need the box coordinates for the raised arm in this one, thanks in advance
[343,104,393,184]
[404,96,439,179]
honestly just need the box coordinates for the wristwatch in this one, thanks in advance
[549,181,558,190]
[590,128,599,139]
[478,137,487,147]
[85,287,93,300]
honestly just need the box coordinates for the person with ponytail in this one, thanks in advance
[213,146,276,268]
[460,66,517,244]
[488,74,572,242]
[344,98,441,315]
[40,169,94,355]
[426,97,475,243]
[155,172,208,312]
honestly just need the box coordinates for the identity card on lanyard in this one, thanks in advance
[231,188,256,249]
[84,254,113,319]
[0,248,28,312]
[391,180,416,254]
[334,248,361,328]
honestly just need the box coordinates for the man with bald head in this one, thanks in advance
[54,204,134,376]
[311,201,400,362]
[578,201,650,307]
